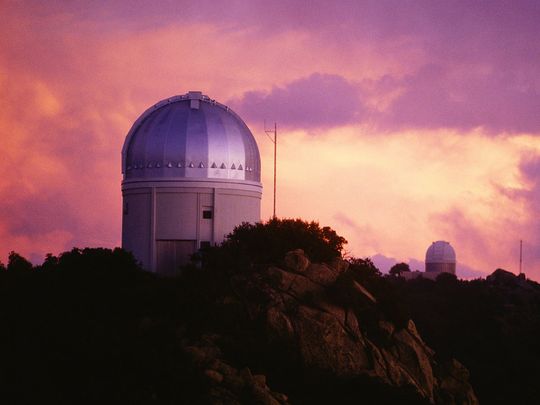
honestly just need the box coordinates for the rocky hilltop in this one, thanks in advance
[399,266,540,405]
[2,221,538,404]
[179,249,477,404]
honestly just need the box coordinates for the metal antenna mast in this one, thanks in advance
[264,121,277,218]
[519,239,523,275]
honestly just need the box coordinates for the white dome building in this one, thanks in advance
[425,241,456,275]
[121,91,262,274]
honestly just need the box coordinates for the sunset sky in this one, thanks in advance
[2,1,540,279]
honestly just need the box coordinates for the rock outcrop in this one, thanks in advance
[181,335,290,404]
[219,250,478,405]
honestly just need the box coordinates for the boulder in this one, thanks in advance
[304,262,340,286]
[293,305,371,376]
[265,306,295,341]
[378,320,395,340]
[204,369,224,384]
[391,326,436,400]
[264,266,324,299]
[223,254,478,405]
[181,339,290,404]
[264,266,299,290]
[284,249,310,272]
[345,309,362,340]
[315,299,347,326]
[436,359,479,405]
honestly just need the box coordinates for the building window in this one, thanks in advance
[200,241,211,249]
[202,210,213,219]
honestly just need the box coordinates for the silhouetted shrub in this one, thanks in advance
[201,218,347,270]
[343,258,410,330]
[389,262,410,276]
[394,271,540,405]
[7,251,33,273]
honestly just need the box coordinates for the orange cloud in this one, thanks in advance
[257,126,539,276]
[1,3,539,282]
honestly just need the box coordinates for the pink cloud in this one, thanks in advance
[232,64,540,133]
[513,157,540,271]
[375,64,540,133]
[229,73,365,130]
[1,1,539,284]
[427,207,532,277]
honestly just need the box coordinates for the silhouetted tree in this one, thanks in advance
[7,251,33,272]
[389,262,410,276]
[394,270,540,405]
[202,218,347,270]
[38,253,59,272]
[435,271,458,284]
[348,257,381,282]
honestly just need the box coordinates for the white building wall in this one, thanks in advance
[122,179,261,274]
[426,262,456,274]
[122,190,152,269]
[215,191,261,241]
[155,191,199,240]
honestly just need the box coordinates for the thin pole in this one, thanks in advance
[519,239,523,275]
[265,122,277,219]
[273,122,277,219]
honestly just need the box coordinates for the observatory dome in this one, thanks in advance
[425,241,456,274]
[426,241,456,264]
[122,91,260,183]
[121,91,262,274]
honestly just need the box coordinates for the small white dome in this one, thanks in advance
[425,241,456,264]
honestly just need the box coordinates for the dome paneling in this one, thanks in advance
[425,241,456,264]
[122,92,260,182]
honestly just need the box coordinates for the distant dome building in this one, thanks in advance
[401,240,457,281]
[425,241,456,275]
[121,91,262,274]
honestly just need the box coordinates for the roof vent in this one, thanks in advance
[188,91,202,110]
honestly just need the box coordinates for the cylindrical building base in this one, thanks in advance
[122,179,262,274]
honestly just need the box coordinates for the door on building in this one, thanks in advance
[156,240,196,275]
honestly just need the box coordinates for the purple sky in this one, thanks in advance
[1,1,539,278]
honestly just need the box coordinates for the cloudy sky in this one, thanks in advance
[2,1,539,279]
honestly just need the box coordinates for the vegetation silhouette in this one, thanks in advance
[199,218,347,271]
[7,251,33,273]
[394,270,540,405]
[0,220,539,404]
[389,262,411,277]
